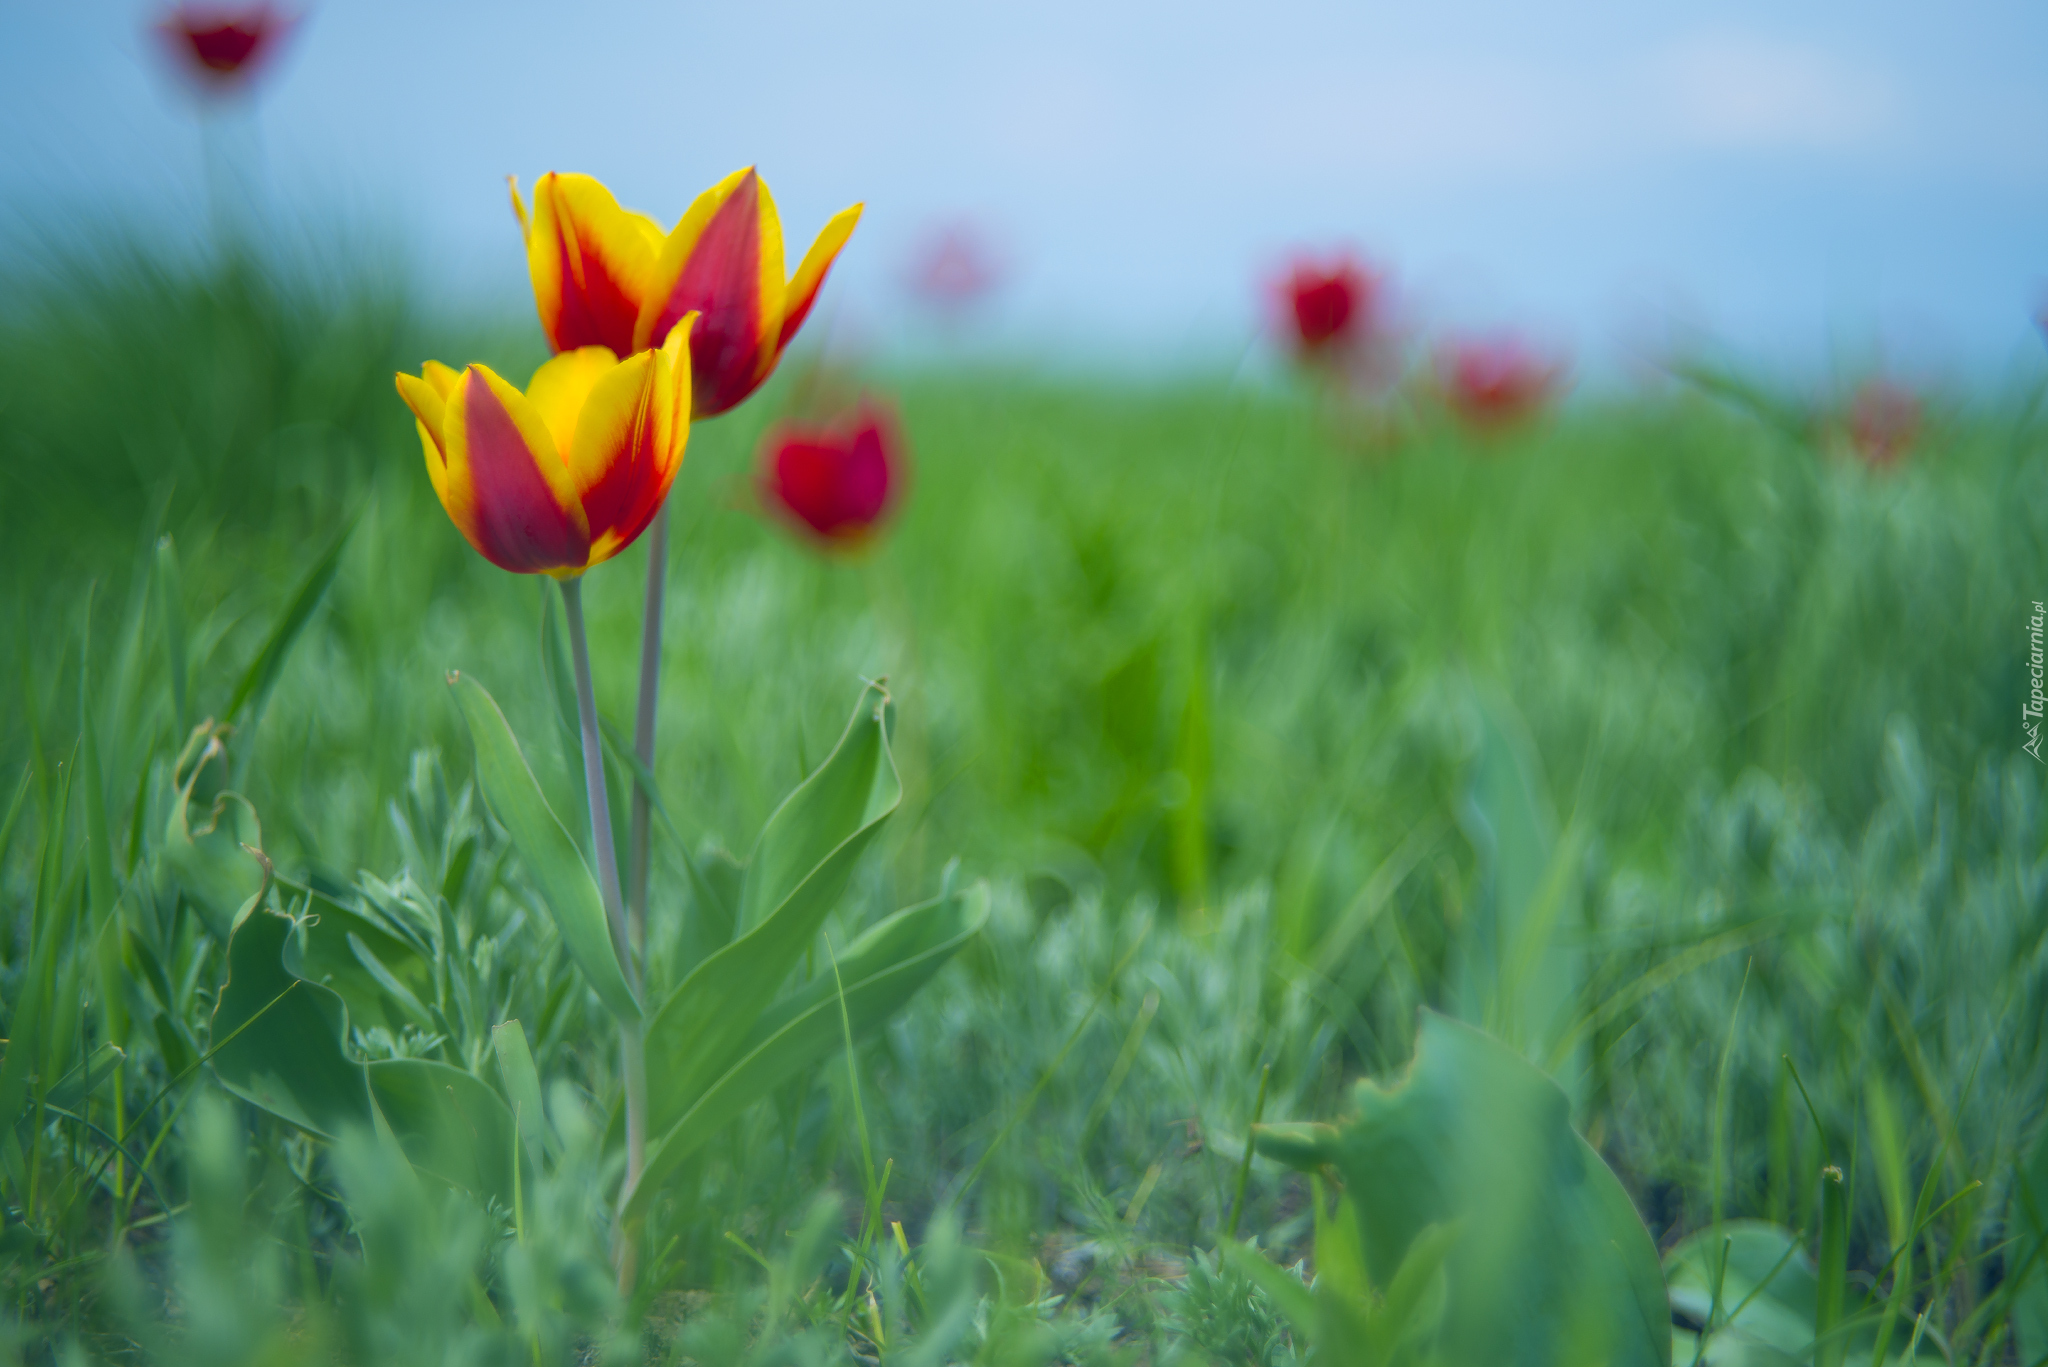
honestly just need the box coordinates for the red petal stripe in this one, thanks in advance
[462,373,590,572]
[646,173,769,418]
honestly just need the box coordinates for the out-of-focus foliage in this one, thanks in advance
[1247,1011,1669,1366]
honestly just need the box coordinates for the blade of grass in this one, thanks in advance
[223,505,360,729]
[1225,1063,1270,1242]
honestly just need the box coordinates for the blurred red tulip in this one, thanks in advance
[1844,378,1920,470]
[1276,254,1380,356]
[758,402,907,548]
[1438,333,1566,427]
[905,221,1002,311]
[159,3,292,89]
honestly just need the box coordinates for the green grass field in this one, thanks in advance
[2,236,2046,1364]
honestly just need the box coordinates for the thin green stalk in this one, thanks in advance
[559,577,648,1292]
[1711,961,1752,1236]
[1817,1164,1849,1367]
[627,504,668,956]
[1225,1063,1270,1242]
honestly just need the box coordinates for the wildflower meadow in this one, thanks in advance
[3,5,2046,1365]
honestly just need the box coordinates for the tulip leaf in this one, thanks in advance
[1252,1010,1669,1367]
[223,507,359,728]
[214,905,522,1210]
[737,682,901,935]
[641,683,899,1136]
[628,883,986,1221]
[365,1058,517,1206]
[160,783,266,944]
[448,672,639,1023]
[1666,1221,1945,1365]
[280,885,436,1034]
[211,907,378,1140]
[1457,689,1579,1071]
[491,1020,550,1166]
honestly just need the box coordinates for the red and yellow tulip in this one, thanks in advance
[513,169,861,418]
[394,321,695,576]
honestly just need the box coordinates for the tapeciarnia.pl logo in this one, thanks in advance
[2027,600,2046,763]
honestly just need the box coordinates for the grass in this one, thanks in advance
[0,229,2045,1364]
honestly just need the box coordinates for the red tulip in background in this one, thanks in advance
[905,221,1002,312]
[758,403,907,548]
[158,3,292,89]
[1844,378,1921,470]
[1438,333,1566,427]
[1277,254,1380,356]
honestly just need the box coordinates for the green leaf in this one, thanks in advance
[738,682,901,935]
[1665,1221,1945,1366]
[1253,1010,1669,1367]
[679,843,742,972]
[223,507,359,727]
[159,764,265,944]
[282,890,436,1034]
[639,684,899,1137]
[491,1021,548,1167]
[272,881,436,1032]
[156,535,190,734]
[152,1012,197,1080]
[366,1058,517,1206]
[214,908,520,1210]
[448,672,639,1023]
[1221,1241,1317,1340]
[627,882,982,1221]
[210,908,378,1139]
[1457,690,1580,1068]
[38,1043,125,1118]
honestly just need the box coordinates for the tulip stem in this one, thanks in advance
[627,503,669,957]
[558,577,648,1292]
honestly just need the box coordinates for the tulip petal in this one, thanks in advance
[508,175,530,243]
[571,322,693,566]
[444,366,591,573]
[836,412,894,528]
[527,172,664,356]
[637,168,783,417]
[525,346,618,456]
[632,167,750,350]
[778,202,862,349]
[397,365,467,523]
[396,370,450,456]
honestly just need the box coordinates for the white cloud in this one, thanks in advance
[1647,31,1897,151]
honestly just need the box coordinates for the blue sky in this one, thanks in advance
[4,0,2045,379]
